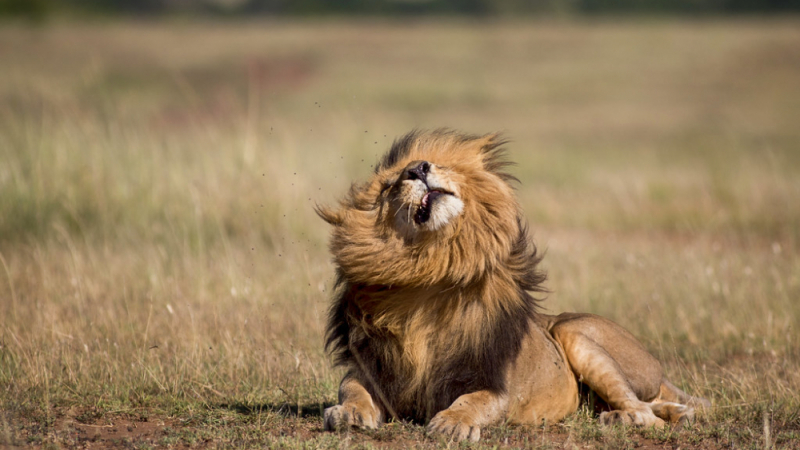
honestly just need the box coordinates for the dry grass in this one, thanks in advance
[0,18,799,449]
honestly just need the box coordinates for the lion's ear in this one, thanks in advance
[315,204,344,226]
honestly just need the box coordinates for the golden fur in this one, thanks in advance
[318,130,710,441]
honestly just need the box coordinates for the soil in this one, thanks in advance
[1,407,740,450]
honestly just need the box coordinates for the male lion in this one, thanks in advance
[317,130,709,441]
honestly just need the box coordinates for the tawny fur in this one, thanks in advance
[318,129,710,441]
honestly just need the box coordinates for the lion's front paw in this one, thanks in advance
[323,403,379,431]
[600,409,666,428]
[427,410,481,442]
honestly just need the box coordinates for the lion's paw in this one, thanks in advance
[600,409,665,428]
[650,401,696,426]
[427,410,481,442]
[323,403,379,431]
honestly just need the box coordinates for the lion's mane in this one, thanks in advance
[318,130,547,422]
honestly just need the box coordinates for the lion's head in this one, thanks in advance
[317,129,544,297]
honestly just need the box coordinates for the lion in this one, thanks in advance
[316,129,710,441]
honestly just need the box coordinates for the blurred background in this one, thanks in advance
[3,0,800,19]
[1,1,799,448]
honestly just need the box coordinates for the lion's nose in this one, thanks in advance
[405,161,430,183]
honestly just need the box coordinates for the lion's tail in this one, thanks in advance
[658,379,711,410]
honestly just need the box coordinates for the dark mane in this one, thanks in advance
[324,272,352,367]
[512,217,548,297]
[324,221,547,423]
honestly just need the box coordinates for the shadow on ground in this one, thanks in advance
[218,401,335,418]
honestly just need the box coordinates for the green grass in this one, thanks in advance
[1,17,799,449]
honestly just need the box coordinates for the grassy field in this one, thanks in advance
[1,17,799,449]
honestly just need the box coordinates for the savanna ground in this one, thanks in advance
[1,17,799,449]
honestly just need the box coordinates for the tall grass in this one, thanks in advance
[0,18,798,447]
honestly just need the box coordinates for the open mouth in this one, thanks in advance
[414,190,445,225]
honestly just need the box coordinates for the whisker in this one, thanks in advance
[394,202,407,218]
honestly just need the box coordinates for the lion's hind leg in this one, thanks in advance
[563,336,664,427]
[550,313,666,427]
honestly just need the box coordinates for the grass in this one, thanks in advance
[1,17,799,449]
